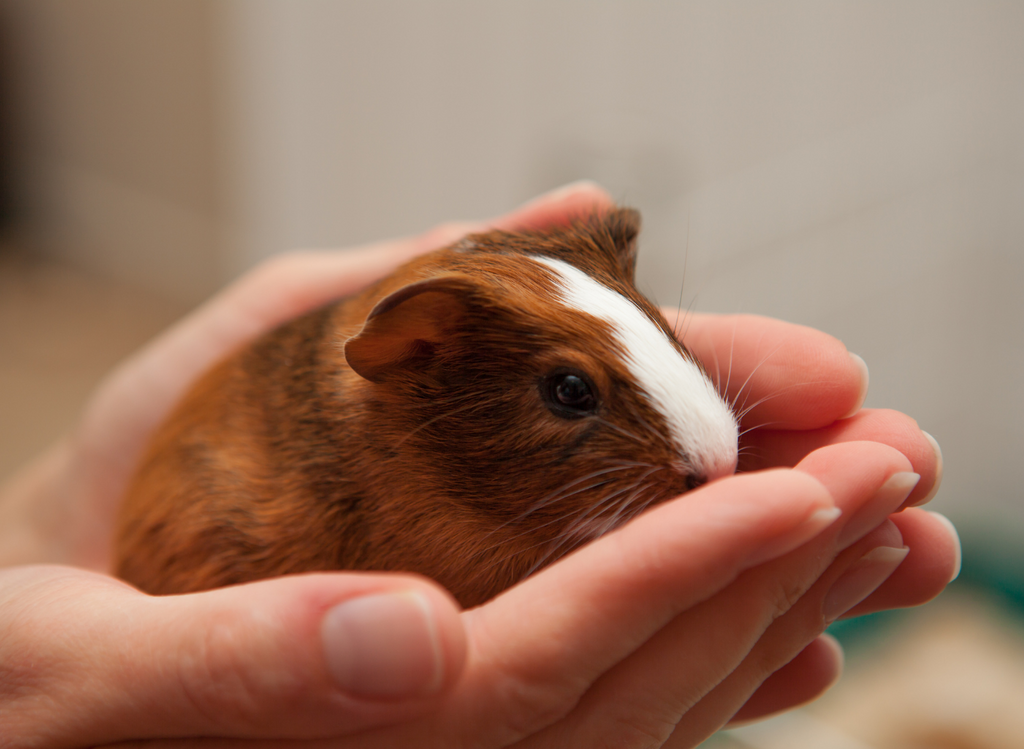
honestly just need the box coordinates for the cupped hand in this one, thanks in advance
[0,565,467,748]
[0,181,615,573]
[670,309,954,733]
[4,439,944,749]
[0,181,959,748]
[0,441,955,749]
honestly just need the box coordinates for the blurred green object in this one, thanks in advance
[954,529,1024,615]
[828,529,1024,653]
[826,607,905,654]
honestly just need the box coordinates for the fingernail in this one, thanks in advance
[321,592,443,698]
[746,505,842,567]
[926,511,962,582]
[823,546,909,622]
[839,353,869,419]
[908,431,943,507]
[838,472,920,547]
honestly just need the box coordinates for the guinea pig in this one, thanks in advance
[114,207,739,607]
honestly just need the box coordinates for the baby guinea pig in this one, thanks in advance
[114,208,739,607]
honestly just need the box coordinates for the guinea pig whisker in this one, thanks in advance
[501,474,655,541]
[611,402,678,459]
[619,402,663,448]
[601,484,654,535]
[474,465,657,556]
[601,458,665,468]
[708,341,724,396]
[474,506,589,580]
[733,376,839,425]
[735,445,768,465]
[733,390,788,422]
[671,217,715,350]
[591,416,647,448]
[495,461,658,533]
[564,483,642,535]
[518,475,668,587]
[672,213,691,340]
[515,464,647,517]
[728,339,784,415]
[676,283,704,348]
[400,391,475,408]
[479,479,619,548]
[556,467,662,542]
[737,420,783,438]
[526,480,653,578]
[496,469,661,580]
[391,396,499,450]
[723,317,738,400]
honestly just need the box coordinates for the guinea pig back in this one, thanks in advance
[114,208,739,607]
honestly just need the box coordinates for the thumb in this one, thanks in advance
[0,566,466,748]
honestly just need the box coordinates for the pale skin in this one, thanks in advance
[0,182,957,748]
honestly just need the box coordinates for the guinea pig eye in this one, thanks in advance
[541,370,599,418]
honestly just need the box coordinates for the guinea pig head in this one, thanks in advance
[340,210,739,606]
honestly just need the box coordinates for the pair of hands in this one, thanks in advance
[0,182,958,748]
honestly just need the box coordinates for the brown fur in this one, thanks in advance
[115,208,717,607]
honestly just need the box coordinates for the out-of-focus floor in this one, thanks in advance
[3,248,1024,748]
[0,246,185,480]
[716,592,1024,749]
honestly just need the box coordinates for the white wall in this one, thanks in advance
[217,1,1024,535]
[5,1,1022,535]
[3,0,223,303]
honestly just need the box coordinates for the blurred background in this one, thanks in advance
[0,2,1021,746]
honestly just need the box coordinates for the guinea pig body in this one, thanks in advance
[115,209,739,607]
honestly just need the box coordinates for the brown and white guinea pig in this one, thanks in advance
[114,207,739,607]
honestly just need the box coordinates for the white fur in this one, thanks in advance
[535,257,738,481]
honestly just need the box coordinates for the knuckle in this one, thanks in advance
[765,575,809,622]
[471,633,587,744]
[489,670,584,741]
[174,611,303,731]
[597,703,681,748]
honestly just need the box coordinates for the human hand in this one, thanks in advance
[186,315,951,747]
[0,440,954,749]
[0,182,958,747]
[247,314,952,747]
[659,310,953,736]
[0,181,612,572]
[0,182,612,747]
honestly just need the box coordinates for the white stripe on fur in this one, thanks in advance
[535,257,738,480]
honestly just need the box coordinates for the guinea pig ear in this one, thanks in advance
[344,276,476,383]
[602,207,641,280]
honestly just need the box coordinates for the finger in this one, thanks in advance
[467,471,837,730]
[741,409,942,506]
[329,468,838,749]
[104,639,839,749]
[488,180,615,231]
[0,567,465,747]
[209,181,614,339]
[665,312,867,430]
[87,180,616,440]
[667,520,911,747]
[726,634,844,726]
[843,508,961,617]
[503,442,914,748]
